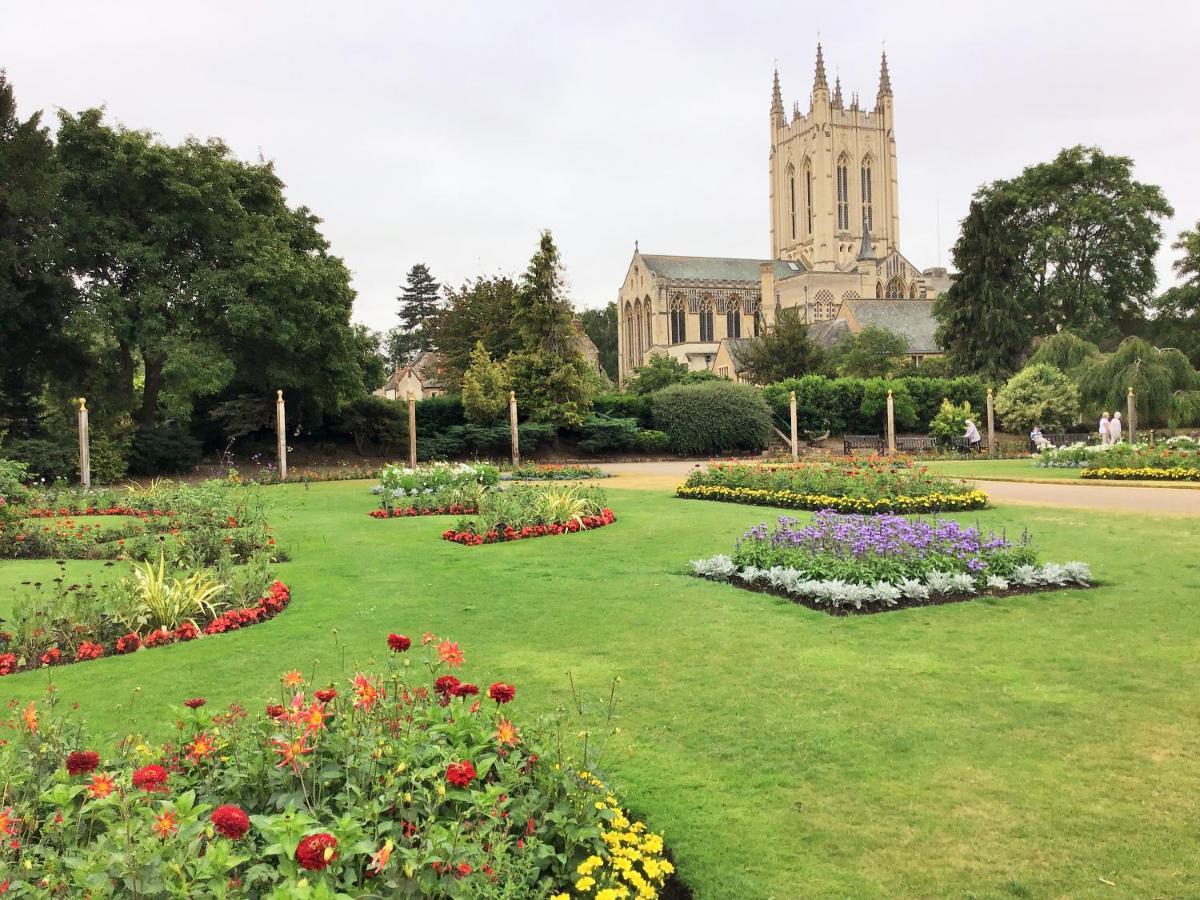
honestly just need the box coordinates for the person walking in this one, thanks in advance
[1099,412,1111,446]
[1109,411,1123,444]
[964,419,982,453]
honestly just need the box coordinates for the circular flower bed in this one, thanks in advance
[442,509,616,545]
[0,634,678,897]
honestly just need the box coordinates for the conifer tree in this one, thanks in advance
[393,263,441,362]
[461,341,510,424]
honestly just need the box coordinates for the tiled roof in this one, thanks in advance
[641,254,805,283]
[842,300,940,354]
[806,317,852,348]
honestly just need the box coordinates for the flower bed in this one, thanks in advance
[1036,441,1200,471]
[677,458,985,513]
[690,511,1091,614]
[1080,466,1200,481]
[443,509,616,545]
[0,580,291,677]
[0,634,678,897]
[368,503,479,519]
[371,461,500,516]
[676,483,988,514]
[506,462,611,481]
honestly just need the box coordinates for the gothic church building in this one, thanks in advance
[617,46,946,385]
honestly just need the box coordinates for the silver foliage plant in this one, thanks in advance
[691,558,1093,609]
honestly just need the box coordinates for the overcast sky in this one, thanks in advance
[5,1,1199,331]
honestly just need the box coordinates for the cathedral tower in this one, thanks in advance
[769,46,900,271]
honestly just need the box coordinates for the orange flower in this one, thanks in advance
[0,807,15,836]
[281,670,304,688]
[300,700,327,735]
[87,772,116,800]
[272,736,313,773]
[20,702,37,734]
[152,810,178,839]
[187,733,216,763]
[495,716,520,747]
[421,632,437,646]
[352,673,379,711]
[437,640,465,669]
[368,838,394,874]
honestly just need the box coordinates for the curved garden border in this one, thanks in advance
[1081,467,1200,482]
[675,484,989,514]
[369,504,478,519]
[442,510,616,545]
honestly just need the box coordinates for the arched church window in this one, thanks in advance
[836,155,850,231]
[876,281,884,299]
[644,300,653,349]
[624,302,634,364]
[910,282,920,299]
[669,297,687,344]
[885,276,906,299]
[787,165,796,240]
[634,299,644,362]
[813,289,837,321]
[804,159,814,236]
[861,157,873,232]
[698,297,715,342]
[726,303,741,339]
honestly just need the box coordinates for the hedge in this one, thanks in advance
[651,381,771,455]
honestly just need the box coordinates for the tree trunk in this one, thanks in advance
[135,350,167,430]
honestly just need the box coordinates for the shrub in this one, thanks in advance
[415,394,466,431]
[129,422,204,475]
[651,381,771,455]
[994,363,1081,432]
[0,457,29,499]
[576,415,642,454]
[89,434,131,484]
[859,379,917,430]
[929,399,977,449]
[460,341,511,425]
[333,396,407,456]
[2,436,76,482]
[637,429,670,452]
[593,392,653,428]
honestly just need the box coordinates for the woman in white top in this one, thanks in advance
[964,419,982,452]
[1109,411,1122,444]
[1099,412,1111,446]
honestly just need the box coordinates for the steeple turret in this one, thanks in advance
[876,51,892,105]
[813,43,828,92]
[771,68,783,113]
[832,75,844,109]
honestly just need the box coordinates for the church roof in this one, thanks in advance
[806,317,852,348]
[640,254,805,283]
[841,300,940,354]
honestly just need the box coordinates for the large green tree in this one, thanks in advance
[430,275,524,386]
[1147,220,1200,366]
[935,146,1172,377]
[1078,337,1200,427]
[736,307,826,384]
[579,302,618,380]
[507,230,594,427]
[55,108,364,431]
[829,325,909,378]
[390,263,441,363]
[0,72,79,429]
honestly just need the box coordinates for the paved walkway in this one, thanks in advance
[598,461,1200,517]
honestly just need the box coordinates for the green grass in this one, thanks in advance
[2,482,1199,898]
[923,459,1084,481]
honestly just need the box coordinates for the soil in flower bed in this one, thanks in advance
[369,504,478,518]
[442,510,616,545]
[729,578,1097,616]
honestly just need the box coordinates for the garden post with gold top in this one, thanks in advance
[885,389,896,455]
[1127,387,1136,444]
[77,398,90,489]
[407,391,418,468]
[275,390,288,481]
[986,388,996,458]
[789,390,798,462]
[509,391,520,467]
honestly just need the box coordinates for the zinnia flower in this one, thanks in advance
[295,832,339,871]
[152,810,178,839]
[132,764,169,793]
[211,804,251,840]
[183,697,206,709]
[495,717,520,747]
[87,772,116,800]
[387,633,411,652]
[187,733,216,763]
[450,681,479,698]
[66,750,100,776]
[446,760,476,788]
[315,687,337,703]
[488,682,516,704]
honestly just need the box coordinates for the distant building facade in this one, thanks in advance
[617,45,946,385]
[376,349,446,401]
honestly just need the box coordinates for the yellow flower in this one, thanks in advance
[575,875,597,891]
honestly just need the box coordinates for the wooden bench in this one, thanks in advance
[950,435,989,453]
[843,434,884,454]
[896,436,937,453]
[1030,432,1095,453]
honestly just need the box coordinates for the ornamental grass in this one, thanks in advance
[0,634,675,897]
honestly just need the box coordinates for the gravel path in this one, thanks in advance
[598,460,1200,517]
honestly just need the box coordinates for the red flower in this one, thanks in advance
[115,633,142,654]
[0,653,16,676]
[315,688,337,703]
[132,764,169,793]
[488,682,516,704]
[434,675,461,697]
[387,633,411,653]
[295,832,339,871]
[39,647,61,667]
[66,750,100,776]
[174,621,200,642]
[446,760,476,788]
[455,862,472,879]
[266,703,286,719]
[143,629,173,649]
[183,698,207,709]
[211,804,250,840]
[75,641,104,662]
[450,682,479,698]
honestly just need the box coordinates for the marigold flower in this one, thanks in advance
[295,832,338,871]
[437,640,465,669]
[211,804,250,839]
[66,750,100,776]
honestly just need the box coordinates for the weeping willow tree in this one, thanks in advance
[1079,337,1200,426]
[1026,331,1100,377]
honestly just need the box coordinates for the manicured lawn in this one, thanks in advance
[923,458,1084,481]
[2,482,1199,898]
